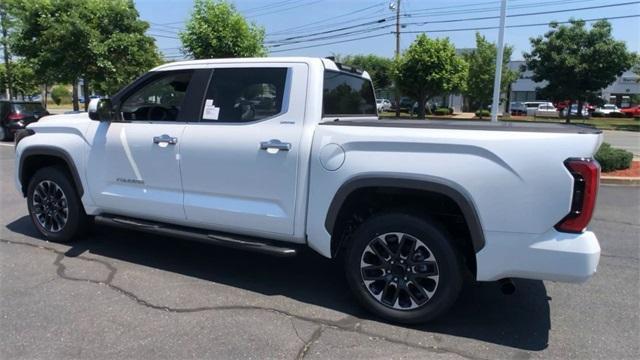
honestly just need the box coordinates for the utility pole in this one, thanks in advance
[0,4,12,100]
[490,0,507,122]
[393,0,401,117]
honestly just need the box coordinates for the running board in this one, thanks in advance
[95,215,298,257]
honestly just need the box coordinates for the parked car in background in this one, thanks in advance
[378,98,391,111]
[593,104,620,116]
[376,99,391,112]
[395,97,415,112]
[524,101,553,116]
[510,101,526,115]
[556,101,594,115]
[534,103,558,117]
[0,101,49,141]
[620,105,640,118]
[561,104,590,118]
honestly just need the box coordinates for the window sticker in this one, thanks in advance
[202,99,220,120]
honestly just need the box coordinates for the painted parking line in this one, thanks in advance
[0,142,15,147]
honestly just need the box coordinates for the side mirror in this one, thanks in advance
[88,98,115,121]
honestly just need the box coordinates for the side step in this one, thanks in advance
[94,214,298,257]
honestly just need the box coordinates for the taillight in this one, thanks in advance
[7,112,27,121]
[555,158,600,233]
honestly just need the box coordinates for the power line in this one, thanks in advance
[405,0,599,17]
[401,14,640,33]
[148,33,179,39]
[147,1,639,53]
[246,0,323,19]
[270,32,394,53]
[266,2,386,36]
[269,14,639,53]
[267,0,640,46]
[404,0,640,27]
[241,0,304,15]
[265,18,388,44]
[146,0,603,36]
[268,25,390,48]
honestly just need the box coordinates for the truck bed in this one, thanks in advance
[320,118,602,134]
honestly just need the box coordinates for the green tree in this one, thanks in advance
[341,54,393,90]
[0,60,39,99]
[11,0,160,110]
[395,34,468,119]
[464,33,519,117]
[51,85,71,105]
[180,0,266,59]
[524,19,637,122]
[86,0,161,96]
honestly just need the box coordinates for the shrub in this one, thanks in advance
[51,85,71,105]
[591,112,603,117]
[475,109,490,117]
[595,142,633,172]
[434,107,452,116]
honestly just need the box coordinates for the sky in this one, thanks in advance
[135,0,640,61]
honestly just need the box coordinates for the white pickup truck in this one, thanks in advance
[14,57,602,323]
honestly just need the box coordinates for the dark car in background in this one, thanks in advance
[0,101,49,141]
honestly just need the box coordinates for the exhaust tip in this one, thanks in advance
[499,278,516,295]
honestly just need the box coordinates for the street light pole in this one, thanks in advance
[393,0,401,118]
[490,0,507,122]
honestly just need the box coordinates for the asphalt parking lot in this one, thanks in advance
[0,141,638,359]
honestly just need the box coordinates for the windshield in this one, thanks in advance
[12,103,45,114]
[323,70,376,117]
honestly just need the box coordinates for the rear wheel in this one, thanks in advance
[344,213,463,324]
[27,166,90,242]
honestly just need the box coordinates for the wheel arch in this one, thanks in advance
[19,146,84,198]
[325,174,485,258]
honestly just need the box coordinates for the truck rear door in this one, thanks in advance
[179,63,309,239]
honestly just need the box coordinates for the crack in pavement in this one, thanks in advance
[1,237,487,360]
[296,325,324,360]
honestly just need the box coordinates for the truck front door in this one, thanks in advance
[86,69,206,222]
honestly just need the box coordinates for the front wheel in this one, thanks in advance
[344,213,463,324]
[27,166,90,242]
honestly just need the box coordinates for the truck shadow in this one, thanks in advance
[7,216,550,351]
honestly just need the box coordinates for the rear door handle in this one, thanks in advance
[260,139,291,151]
[153,134,178,145]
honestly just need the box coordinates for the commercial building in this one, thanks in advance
[508,60,639,107]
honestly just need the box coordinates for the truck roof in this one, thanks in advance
[151,57,371,80]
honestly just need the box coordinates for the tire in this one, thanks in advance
[344,213,463,324]
[27,166,90,243]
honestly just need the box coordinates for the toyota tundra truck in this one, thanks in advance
[14,57,602,323]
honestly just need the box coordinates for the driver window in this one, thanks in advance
[121,71,193,121]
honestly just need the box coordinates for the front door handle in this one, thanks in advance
[153,134,178,145]
[260,139,291,151]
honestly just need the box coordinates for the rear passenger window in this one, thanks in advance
[201,67,288,123]
[323,71,376,117]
